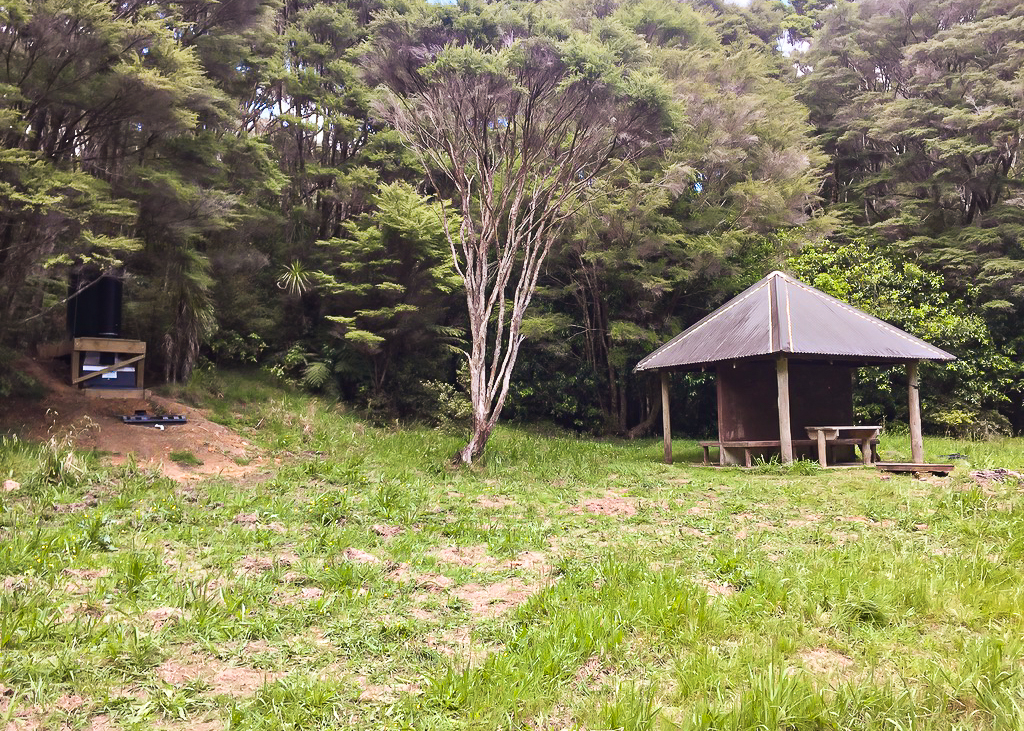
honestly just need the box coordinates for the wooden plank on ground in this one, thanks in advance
[875,462,954,475]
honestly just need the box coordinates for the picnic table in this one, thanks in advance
[804,426,882,467]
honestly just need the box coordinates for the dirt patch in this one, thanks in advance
[2,575,38,593]
[797,647,855,676]
[433,544,497,569]
[50,492,101,513]
[509,551,550,575]
[424,625,494,665]
[733,522,773,540]
[573,495,637,517]
[231,513,286,534]
[454,578,536,617]
[0,356,262,483]
[837,515,895,528]
[54,694,87,712]
[155,653,284,695]
[384,563,453,592]
[475,495,513,509]
[831,531,860,544]
[371,524,403,538]
[273,585,325,606]
[341,548,380,564]
[1,697,43,730]
[408,605,435,622]
[386,563,412,582]
[63,567,110,594]
[143,606,183,631]
[355,677,421,704]
[61,600,110,624]
[574,656,615,690]
[235,555,274,574]
[416,573,455,591]
[63,568,110,580]
[0,695,79,731]
[787,513,821,528]
[86,716,119,731]
[697,577,736,598]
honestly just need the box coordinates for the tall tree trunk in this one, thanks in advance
[626,382,661,439]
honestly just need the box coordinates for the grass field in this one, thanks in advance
[2,374,1024,730]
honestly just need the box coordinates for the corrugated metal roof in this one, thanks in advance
[635,271,955,371]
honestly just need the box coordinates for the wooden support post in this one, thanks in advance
[661,371,672,465]
[776,356,793,464]
[70,349,81,388]
[816,430,828,468]
[907,361,924,464]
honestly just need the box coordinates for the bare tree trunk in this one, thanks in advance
[626,384,661,439]
[374,33,668,465]
[454,416,494,464]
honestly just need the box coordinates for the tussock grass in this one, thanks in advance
[2,371,1024,728]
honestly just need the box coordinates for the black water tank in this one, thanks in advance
[95,276,122,338]
[67,272,123,339]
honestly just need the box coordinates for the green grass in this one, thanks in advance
[168,450,203,467]
[2,373,1024,729]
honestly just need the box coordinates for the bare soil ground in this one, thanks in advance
[0,357,262,482]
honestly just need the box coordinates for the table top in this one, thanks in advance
[805,425,883,439]
[805,426,882,430]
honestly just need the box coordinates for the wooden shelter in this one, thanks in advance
[635,271,955,466]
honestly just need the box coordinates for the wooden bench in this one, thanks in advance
[698,438,880,467]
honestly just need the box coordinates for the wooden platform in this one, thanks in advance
[39,337,146,392]
[875,462,954,476]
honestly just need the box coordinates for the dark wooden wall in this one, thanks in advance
[716,360,854,440]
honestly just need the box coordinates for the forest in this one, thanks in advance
[1,0,1022,445]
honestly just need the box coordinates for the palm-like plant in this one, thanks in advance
[277,260,312,296]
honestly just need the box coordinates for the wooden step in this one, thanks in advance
[875,462,954,475]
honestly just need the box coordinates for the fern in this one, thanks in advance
[303,361,331,390]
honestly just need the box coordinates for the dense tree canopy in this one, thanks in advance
[1,0,1022,443]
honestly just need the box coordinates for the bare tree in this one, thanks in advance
[369,28,669,463]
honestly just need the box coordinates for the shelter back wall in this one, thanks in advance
[717,361,854,440]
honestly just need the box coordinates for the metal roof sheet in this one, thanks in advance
[635,270,955,371]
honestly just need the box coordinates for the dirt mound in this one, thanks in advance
[0,356,262,482]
